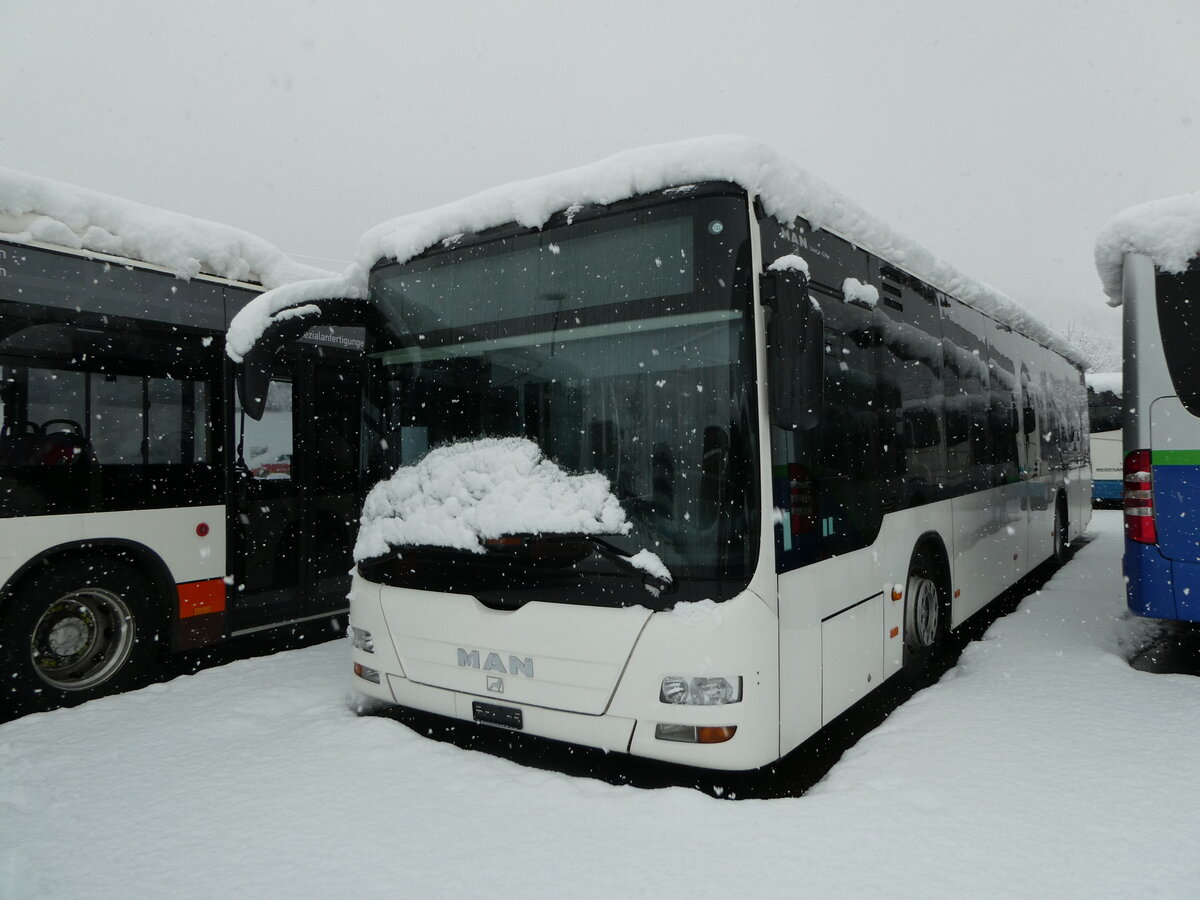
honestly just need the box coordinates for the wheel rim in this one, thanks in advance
[910,577,940,648]
[29,587,135,691]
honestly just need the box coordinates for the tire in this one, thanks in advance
[1052,498,1070,565]
[1,556,160,717]
[903,546,948,673]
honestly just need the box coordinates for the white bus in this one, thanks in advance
[1097,191,1200,622]
[0,169,362,717]
[1086,373,1122,507]
[240,138,1091,770]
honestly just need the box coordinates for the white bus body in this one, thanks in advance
[339,170,1089,769]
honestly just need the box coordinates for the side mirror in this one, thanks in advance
[237,312,319,421]
[236,298,370,420]
[762,267,824,430]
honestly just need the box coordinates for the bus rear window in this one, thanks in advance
[1157,265,1200,415]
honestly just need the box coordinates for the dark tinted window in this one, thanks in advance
[1088,386,1122,433]
[1156,265,1200,414]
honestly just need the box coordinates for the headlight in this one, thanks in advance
[349,625,374,653]
[659,675,742,705]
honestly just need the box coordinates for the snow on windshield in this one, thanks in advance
[228,135,1084,367]
[0,166,331,288]
[354,437,632,562]
[1095,190,1200,304]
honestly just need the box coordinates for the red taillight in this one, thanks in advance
[1124,449,1157,544]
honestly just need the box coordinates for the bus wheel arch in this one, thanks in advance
[0,542,172,715]
[902,534,951,669]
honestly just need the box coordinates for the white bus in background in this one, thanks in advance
[241,138,1090,770]
[1086,372,1122,507]
[0,169,362,718]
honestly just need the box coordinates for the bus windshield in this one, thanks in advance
[361,191,759,599]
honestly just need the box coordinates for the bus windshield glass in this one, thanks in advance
[362,191,758,594]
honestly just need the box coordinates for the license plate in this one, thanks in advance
[472,701,523,730]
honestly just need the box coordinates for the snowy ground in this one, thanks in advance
[3,511,1198,899]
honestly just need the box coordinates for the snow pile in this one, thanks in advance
[767,252,810,276]
[5,513,1200,898]
[0,166,331,288]
[626,549,672,585]
[1095,190,1200,304]
[1086,371,1122,394]
[354,437,628,561]
[841,276,880,308]
[229,136,1085,367]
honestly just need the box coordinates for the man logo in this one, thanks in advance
[457,648,535,678]
[487,676,504,693]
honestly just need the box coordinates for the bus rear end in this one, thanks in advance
[1122,253,1200,621]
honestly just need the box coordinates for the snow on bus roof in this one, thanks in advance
[1095,190,1200,305]
[228,135,1084,367]
[0,166,332,289]
[1085,371,1122,395]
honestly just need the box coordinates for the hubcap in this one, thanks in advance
[910,577,939,648]
[30,588,135,691]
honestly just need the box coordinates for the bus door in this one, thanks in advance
[229,338,362,633]
[230,358,302,631]
[293,343,362,607]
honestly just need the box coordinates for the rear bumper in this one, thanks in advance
[1125,539,1200,622]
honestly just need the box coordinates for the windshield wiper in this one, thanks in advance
[573,535,675,597]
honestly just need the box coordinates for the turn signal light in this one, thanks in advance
[353,662,381,684]
[655,723,737,743]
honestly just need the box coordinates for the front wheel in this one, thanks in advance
[1052,498,1070,565]
[903,548,948,675]
[1,556,160,717]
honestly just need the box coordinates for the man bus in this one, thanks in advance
[237,137,1090,769]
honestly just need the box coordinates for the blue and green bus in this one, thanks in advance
[1105,202,1200,621]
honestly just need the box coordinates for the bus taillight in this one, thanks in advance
[1123,449,1157,544]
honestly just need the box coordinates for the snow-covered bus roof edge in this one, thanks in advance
[0,165,333,293]
[228,135,1086,368]
[1085,371,1122,395]
[1095,190,1200,306]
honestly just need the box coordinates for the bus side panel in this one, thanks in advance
[0,506,225,589]
[777,503,950,754]
[1149,397,1200,563]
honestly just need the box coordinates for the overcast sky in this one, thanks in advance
[4,0,1198,358]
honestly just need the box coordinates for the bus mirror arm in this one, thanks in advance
[762,270,824,431]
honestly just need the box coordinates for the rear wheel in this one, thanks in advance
[1,556,161,717]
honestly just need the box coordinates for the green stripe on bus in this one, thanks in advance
[1151,450,1200,466]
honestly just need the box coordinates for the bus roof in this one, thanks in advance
[0,166,332,290]
[1095,190,1200,305]
[229,136,1084,367]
